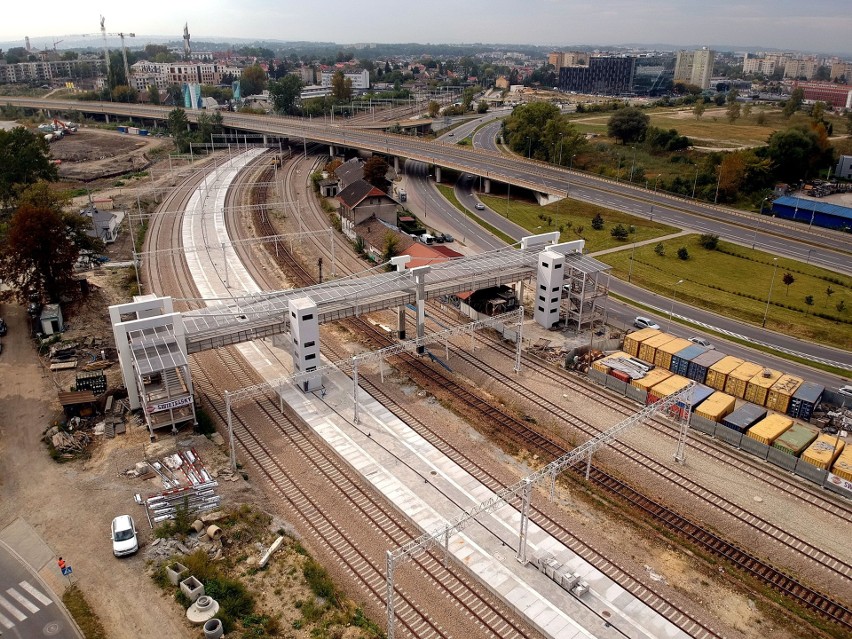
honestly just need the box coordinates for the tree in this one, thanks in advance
[503,102,584,163]
[363,156,389,188]
[804,294,814,312]
[782,272,795,296]
[742,103,753,119]
[726,100,741,124]
[699,234,719,250]
[693,99,706,120]
[607,107,650,144]
[269,74,303,115]
[837,300,847,313]
[167,108,190,153]
[111,85,137,103]
[610,224,629,240]
[677,246,690,260]
[240,64,268,97]
[726,88,739,104]
[331,71,352,101]
[382,231,400,262]
[764,124,835,183]
[591,213,605,230]
[147,85,160,105]
[756,110,767,126]
[825,285,835,307]
[810,101,825,123]
[477,100,489,114]
[0,184,102,303]
[782,87,804,119]
[427,100,440,118]
[654,242,666,256]
[847,111,852,135]
[0,127,58,210]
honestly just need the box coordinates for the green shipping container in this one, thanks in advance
[772,422,819,457]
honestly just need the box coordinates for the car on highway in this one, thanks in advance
[634,316,661,330]
[111,515,139,557]
[688,336,713,349]
[474,202,485,210]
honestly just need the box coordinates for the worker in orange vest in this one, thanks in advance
[57,557,66,572]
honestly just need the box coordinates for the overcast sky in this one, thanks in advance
[3,1,850,55]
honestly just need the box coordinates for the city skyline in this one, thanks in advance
[2,1,851,57]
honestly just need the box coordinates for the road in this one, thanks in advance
[0,543,81,639]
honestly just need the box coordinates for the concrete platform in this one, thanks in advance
[180,151,690,639]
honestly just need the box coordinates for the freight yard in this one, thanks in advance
[1,109,851,639]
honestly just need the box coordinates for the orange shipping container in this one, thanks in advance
[746,414,792,445]
[830,447,852,482]
[744,368,783,406]
[801,434,845,470]
[631,367,672,391]
[705,356,744,391]
[648,374,691,404]
[623,328,661,357]
[766,375,803,414]
[694,391,736,422]
[724,362,764,399]
[637,333,676,364]
[654,338,693,370]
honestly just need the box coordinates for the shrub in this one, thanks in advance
[654,242,665,256]
[610,224,629,241]
[677,247,689,260]
[591,213,604,230]
[699,233,719,250]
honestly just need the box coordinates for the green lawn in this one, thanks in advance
[479,194,680,253]
[598,236,852,349]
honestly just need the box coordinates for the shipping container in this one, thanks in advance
[724,362,764,399]
[746,414,792,445]
[686,350,726,384]
[610,369,631,383]
[801,434,845,470]
[830,447,852,481]
[623,328,661,357]
[592,351,629,374]
[139,129,149,135]
[766,375,803,414]
[722,402,766,433]
[788,381,824,421]
[744,368,783,406]
[631,367,672,391]
[705,356,744,391]
[647,374,691,404]
[128,126,139,135]
[669,344,707,376]
[116,126,128,133]
[654,338,692,370]
[672,383,713,420]
[772,422,819,457]
[638,333,676,365]
[694,391,736,422]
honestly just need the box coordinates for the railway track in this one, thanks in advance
[144,150,537,639]
[238,151,852,632]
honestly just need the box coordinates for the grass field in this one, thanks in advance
[478,194,679,253]
[597,236,852,349]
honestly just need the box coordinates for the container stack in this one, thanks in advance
[772,422,819,457]
[801,434,845,470]
[788,382,825,421]
[694,391,737,422]
[830,447,852,481]
[744,368,783,406]
[722,402,767,433]
[638,333,676,364]
[725,362,764,399]
[686,350,726,384]
[670,344,707,377]
[654,338,692,370]
[766,375,803,414]
[746,414,793,445]
[623,328,660,357]
[705,356,744,392]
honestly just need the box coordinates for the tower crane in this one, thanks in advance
[99,16,135,85]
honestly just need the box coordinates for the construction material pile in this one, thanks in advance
[141,449,221,527]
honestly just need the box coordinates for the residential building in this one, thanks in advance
[558,56,635,95]
[320,69,370,91]
[783,57,818,80]
[336,179,398,240]
[0,58,104,84]
[548,51,589,69]
[742,53,777,76]
[836,156,852,180]
[674,48,715,89]
[830,62,852,82]
[129,61,241,92]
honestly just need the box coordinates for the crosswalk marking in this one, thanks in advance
[18,581,52,606]
[0,594,26,621]
[0,609,13,629]
[7,588,39,613]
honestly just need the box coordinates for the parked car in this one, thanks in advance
[111,515,139,557]
[442,233,454,243]
[688,336,713,349]
[0,318,6,336]
[634,316,660,330]
[838,385,852,400]
[474,202,485,210]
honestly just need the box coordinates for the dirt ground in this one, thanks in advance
[50,127,170,182]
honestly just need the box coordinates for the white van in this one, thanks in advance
[419,233,436,245]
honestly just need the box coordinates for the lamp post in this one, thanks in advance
[762,258,779,328]
[691,165,700,199]
[753,197,770,249]
[526,136,532,159]
[668,279,684,331]
[654,174,661,192]
[629,145,637,182]
[557,132,564,166]
[628,242,636,283]
[714,165,722,204]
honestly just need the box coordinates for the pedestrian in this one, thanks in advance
[57,557,66,572]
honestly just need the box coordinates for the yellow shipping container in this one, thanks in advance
[830,447,852,482]
[637,333,676,364]
[654,338,693,370]
[744,368,783,406]
[631,367,672,391]
[591,351,629,374]
[746,414,792,445]
[694,391,736,422]
[623,328,661,357]
[766,375,803,414]
[705,356,744,391]
[648,374,691,402]
[725,362,764,399]
[802,434,845,470]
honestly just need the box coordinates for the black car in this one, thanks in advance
[0,318,6,336]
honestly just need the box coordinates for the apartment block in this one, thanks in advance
[674,48,715,89]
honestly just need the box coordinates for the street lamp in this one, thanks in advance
[668,279,684,331]
[629,145,637,182]
[628,242,636,283]
[714,165,722,204]
[753,197,770,249]
[557,132,564,166]
[691,165,700,199]
[526,136,532,159]
[762,258,779,328]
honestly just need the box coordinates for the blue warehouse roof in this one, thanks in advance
[772,196,852,221]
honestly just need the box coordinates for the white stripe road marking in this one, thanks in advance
[0,609,13,629]
[0,594,26,621]
[7,588,39,613]
[18,581,52,606]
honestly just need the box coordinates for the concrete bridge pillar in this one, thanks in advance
[263,134,268,146]
[329,145,336,157]
[390,256,412,339]
[394,156,400,173]
[412,266,430,354]
[104,113,110,123]
[484,178,491,194]
[435,166,441,183]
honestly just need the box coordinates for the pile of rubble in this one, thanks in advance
[145,511,230,562]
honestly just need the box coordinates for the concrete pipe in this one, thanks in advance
[191,520,205,533]
[203,618,224,639]
[206,525,223,540]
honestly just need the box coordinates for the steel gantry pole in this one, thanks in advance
[353,357,360,424]
[225,391,237,472]
[386,551,396,639]
[516,478,533,564]
[514,306,524,373]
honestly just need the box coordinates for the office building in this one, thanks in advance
[558,56,635,95]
